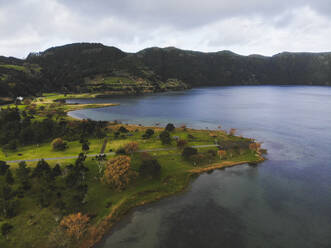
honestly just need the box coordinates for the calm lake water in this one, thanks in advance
[68,86,331,248]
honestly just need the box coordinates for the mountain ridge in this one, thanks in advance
[1,43,331,99]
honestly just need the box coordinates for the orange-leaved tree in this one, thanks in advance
[103,155,131,191]
[60,212,90,241]
[124,142,139,154]
[249,142,261,152]
[229,128,237,136]
[218,150,227,159]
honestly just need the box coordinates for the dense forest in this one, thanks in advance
[1,43,331,99]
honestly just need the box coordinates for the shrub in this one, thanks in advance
[116,147,126,155]
[218,150,227,159]
[159,131,171,145]
[52,164,62,177]
[142,129,154,139]
[190,152,214,166]
[249,142,261,151]
[189,154,206,166]
[81,142,89,153]
[187,134,195,140]
[177,139,188,149]
[118,126,129,133]
[0,161,9,176]
[229,128,237,136]
[60,213,90,241]
[1,223,13,238]
[51,138,67,151]
[124,142,139,154]
[3,140,18,151]
[165,123,175,132]
[182,147,198,159]
[207,149,217,157]
[139,156,161,178]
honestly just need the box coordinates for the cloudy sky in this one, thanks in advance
[1,0,331,58]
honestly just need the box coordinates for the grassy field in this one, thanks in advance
[0,123,264,248]
[0,96,264,248]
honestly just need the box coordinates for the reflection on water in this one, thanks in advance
[69,86,331,248]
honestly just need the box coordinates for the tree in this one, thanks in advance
[165,123,175,132]
[118,126,129,133]
[249,142,261,152]
[229,128,237,136]
[1,223,13,239]
[3,140,18,151]
[139,156,161,178]
[115,147,126,155]
[16,161,31,190]
[60,213,89,241]
[48,226,71,248]
[124,142,139,154]
[52,164,62,177]
[5,169,14,185]
[0,161,9,176]
[103,155,131,191]
[142,129,154,139]
[82,142,89,153]
[32,159,51,178]
[51,138,68,151]
[182,147,198,159]
[0,186,18,218]
[159,131,171,145]
[218,150,227,159]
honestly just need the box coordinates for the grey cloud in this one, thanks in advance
[0,0,331,57]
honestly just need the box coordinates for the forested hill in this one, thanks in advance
[1,43,331,99]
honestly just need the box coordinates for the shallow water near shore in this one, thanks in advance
[68,86,331,248]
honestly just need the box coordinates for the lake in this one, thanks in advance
[68,86,331,248]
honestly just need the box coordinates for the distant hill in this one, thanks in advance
[1,43,331,98]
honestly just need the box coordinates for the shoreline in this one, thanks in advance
[81,154,265,248]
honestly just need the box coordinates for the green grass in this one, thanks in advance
[0,64,27,72]
[0,99,263,248]
[0,134,262,248]
[0,138,106,161]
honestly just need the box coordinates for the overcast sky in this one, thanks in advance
[1,0,331,58]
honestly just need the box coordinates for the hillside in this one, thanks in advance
[1,43,331,98]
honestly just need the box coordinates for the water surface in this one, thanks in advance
[69,86,331,248]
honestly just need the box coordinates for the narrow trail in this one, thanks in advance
[100,138,108,154]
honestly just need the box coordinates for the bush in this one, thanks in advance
[51,138,67,151]
[124,142,139,154]
[3,140,18,151]
[182,147,198,159]
[187,134,195,140]
[189,154,206,166]
[190,152,215,166]
[0,161,9,176]
[177,139,188,149]
[139,156,161,178]
[118,126,129,133]
[165,123,175,132]
[142,129,154,139]
[159,131,171,145]
[207,149,217,157]
[116,147,126,155]
[1,223,13,238]
[229,128,237,136]
[82,142,89,152]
